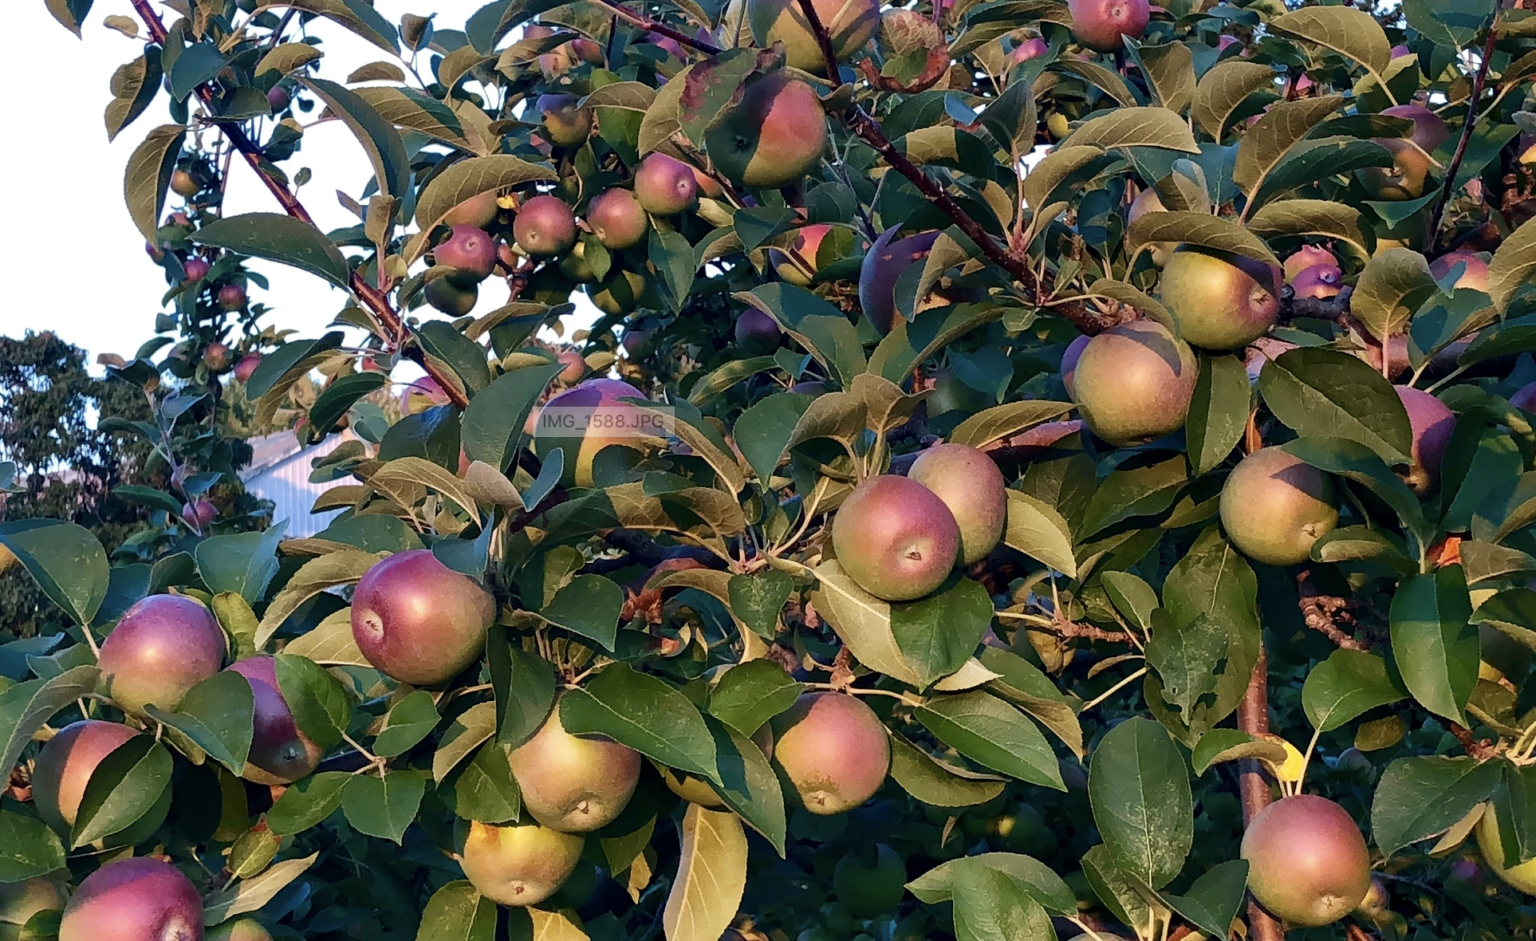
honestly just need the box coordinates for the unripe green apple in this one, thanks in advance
[771,692,890,815]
[833,844,906,917]
[832,475,960,601]
[1159,246,1282,350]
[507,703,641,832]
[907,443,1007,565]
[98,594,226,715]
[1072,320,1197,445]
[460,819,585,906]
[588,269,647,317]
[1220,448,1338,566]
[350,550,496,686]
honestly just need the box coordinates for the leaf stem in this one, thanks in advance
[1079,667,1147,712]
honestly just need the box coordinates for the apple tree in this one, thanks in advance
[6,0,1536,938]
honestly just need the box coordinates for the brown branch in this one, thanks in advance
[127,0,470,410]
[588,0,723,54]
[1237,646,1286,941]
[1027,617,1133,645]
[1447,721,1501,760]
[1297,572,1367,650]
[1427,25,1500,252]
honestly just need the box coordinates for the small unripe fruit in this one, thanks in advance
[507,704,641,832]
[425,276,478,316]
[59,858,203,941]
[1072,320,1197,445]
[1290,264,1343,300]
[706,74,827,190]
[513,195,578,257]
[1396,385,1455,494]
[1220,448,1338,566]
[587,189,649,250]
[768,224,833,286]
[1159,246,1282,350]
[182,499,217,528]
[98,594,227,715]
[433,225,498,286]
[350,550,497,686]
[460,819,584,906]
[734,309,782,355]
[556,349,586,383]
[170,169,199,198]
[266,85,290,111]
[217,283,247,311]
[226,656,324,785]
[32,720,141,836]
[1067,0,1149,51]
[633,153,699,215]
[907,443,1007,565]
[772,692,890,815]
[234,353,262,383]
[1429,251,1489,292]
[748,0,880,73]
[202,342,231,372]
[537,94,593,148]
[832,475,960,601]
[208,918,275,941]
[1284,245,1338,281]
[833,844,906,917]
[1241,795,1371,927]
[184,257,211,281]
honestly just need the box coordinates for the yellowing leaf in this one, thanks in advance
[529,909,589,941]
[1064,107,1200,153]
[662,805,747,941]
[1191,60,1277,142]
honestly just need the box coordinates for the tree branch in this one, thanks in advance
[1427,26,1500,252]
[586,0,720,54]
[127,0,470,410]
[1297,572,1367,650]
[1237,646,1286,941]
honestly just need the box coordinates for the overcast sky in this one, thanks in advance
[1,1,591,372]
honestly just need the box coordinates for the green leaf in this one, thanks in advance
[1282,437,1433,546]
[446,740,521,824]
[888,733,1007,807]
[305,372,389,439]
[906,852,1077,915]
[0,665,101,777]
[707,660,802,736]
[342,770,427,843]
[0,808,66,881]
[416,882,498,941]
[916,691,1065,790]
[299,78,409,197]
[1352,248,1438,342]
[202,853,319,926]
[71,737,173,848]
[979,647,1084,758]
[662,805,748,941]
[256,549,379,648]
[1302,648,1408,732]
[412,155,557,231]
[144,672,254,775]
[1258,348,1412,464]
[703,716,786,855]
[44,0,93,36]
[0,522,109,627]
[373,690,440,758]
[274,654,352,751]
[1487,216,1536,311]
[1232,96,1346,197]
[810,561,923,688]
[1002,492,1077,577]
[1065,107,1200,153]
[1087,717,1193,890]
[734,393,813,485]
[418,321,493,396]
[1078,455,1188,538]
[1081,842,1161,930]
[1189,729,1288,775]
[889,575,994,689]
[728,571,793,640]
[1127,211,1279,268]
[1192,59,1278,141]
[1404,0,1496,49]
[490,635,556,747]
[1101,572,1159,633]
[266,771,350,835]
[1159,861,1249,940]
[1247,199,1371,259]
[105,51,163,141]
[560,664,718,782]
[1371,756,1500,856]
[195,525,285,605]
[434,701,497,784]
[1389,566,1478,726]
[539,575,623,650]
[276,0,400,52]
[1185,353,1250,476]
[191,213,352,289]
[949,864,1055,941]
[245,333,346,400]
[113,484,185,517]
[736,285,866,388]
[1268,6,1393,74]
[1145,611,1227,717]
[255,42,323,77]
[462,363,560,472]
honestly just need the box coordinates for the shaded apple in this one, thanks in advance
[556,349,586,383]
[748,0,880,73]
[433,225,498,286]
[734,308,782,355]
[858,227,939,335]
[182,499,217,529]
[1512,380,1536,413]
[1159,246,1282,350]
[558,239,598,283]
[1430,251,1489,292]
[1067,0,1149,51]
[1284,245,1338,281]
[1127,186,1174,266]
[1241,795,1372,927]
[459,819,585,906]
[633,153,699,215]
[234,354,262,383]
[537,94,593,148]
[1220,448,1338,566]
[663,724,773,807]
[534,378,649,487]
[706,73,828,190]
[769,223,833,286]
[1060,333,1091,399]
[266,85,290,112]
[170,170,199,198]
[32,720,144,837]
[513,195,578,257]
[425,276,478,316]
[217,283,247,311]
[400,376,449,415]
[832,475,960,601]
[58,858,203,941]
[587,189,649,250]
[207,918,274,941]
[1360,106,1449,201]
[1396,385,1455,494]
[350,549,496,686]
[833,844,906,917]
[771,692,890,815]
[184,257,211,282]
[1072,320,1197,445]
[1290,264,1343,300]
[1479,808,1536,893]
[507,703,641,832]
[226,656,324,785]
[588,269,647,317]
[907,443,1007,564]
[98,594,226,715]
[1360,333,1410,380]
[444,190,502,229]
[0,878,65,939]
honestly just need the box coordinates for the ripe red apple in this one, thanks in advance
[1159,246,1282,350]
[858,228,939,335]
[1396,385,1455,494]
[831,475,960,601]
[1291,264,1343,300]
[98,594,227,715]
[907,443,1007,565]
[1241,794,1372,927]
[748,0,880,73]
[633,153,699,215]
[32,720,140,836]
[182,499,217,528]
[202,342,231,372]
[184,256,211,281]
[533,378,649,487]
[58,858,203,941]
[234,353,263,383]
[1429,251,1489,292]
[771,692,890,815]
[587,189,649,250]
[556,349,586,384]
[705,73,828,190]
[226,656,324,784]
[1067,0,1149,51]
[433,225,498,286]
[513,195,578,257]
[266,85,290,111]
[1220,448,1338,566]
[350,550,497,686]
[1009,37,1049,64]
[217,283,247,311]
[1284,245,1338,281]
[769,223,833,286]
[734,309,782,355]
[459,819,584,906]
[1072,320,1197,445]
[507,703,641,832]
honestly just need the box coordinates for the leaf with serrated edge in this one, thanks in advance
[1002,491,1077,577]
[1127,211,1279,267]
[1489,216,1536,310]
[1065,107,1199,153]
[1269,6,1392,75]
[663,805,747,941]
[1352,248,1437,342]
[1192,60,1277,142]
[1247,199,1370,259]
[1233,96,1346,196]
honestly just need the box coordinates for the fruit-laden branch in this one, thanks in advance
[1427,25,1501,251]
[792,0,1110,335]
[125,0,471,410]
[1237,648,1286,941]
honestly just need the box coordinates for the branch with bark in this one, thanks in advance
[1297,572,1367,651]
[126,0,470,409]
[1237,647,1286,941]
[1427,25,1501,251]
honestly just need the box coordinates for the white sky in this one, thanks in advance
[0,1,595,373]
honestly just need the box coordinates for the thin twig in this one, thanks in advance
[587,0,719,54]
[1427,26,1501,251]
